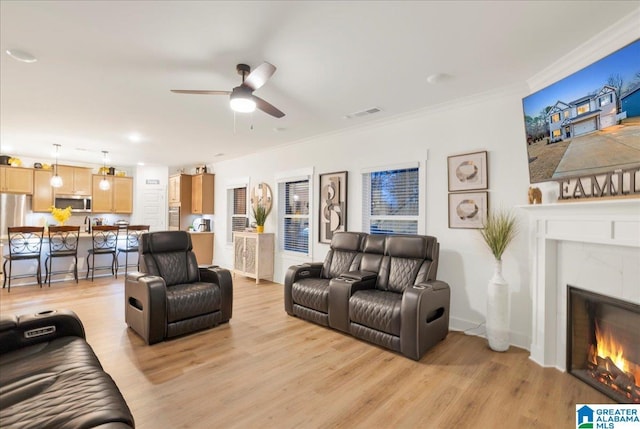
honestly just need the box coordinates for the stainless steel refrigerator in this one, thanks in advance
[1,193,30,234]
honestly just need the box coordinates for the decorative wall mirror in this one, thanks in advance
[251,182,273,214]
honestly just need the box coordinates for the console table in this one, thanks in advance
[233,232,274,284]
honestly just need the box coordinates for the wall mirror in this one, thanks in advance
[251,182,273,214]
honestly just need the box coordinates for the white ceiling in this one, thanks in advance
[1,1,637,168]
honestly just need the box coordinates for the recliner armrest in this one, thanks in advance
[284,262,324,314]
[125,273,168,345]
[0,310,85,355]
[200,266,233,321]
[400,280,451,360]
[338,270,378,282]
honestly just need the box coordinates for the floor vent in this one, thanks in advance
[344,107,382,119]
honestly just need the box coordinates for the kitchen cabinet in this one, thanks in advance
[0,166,33,194]
[189,232,214,265]
[192,173,214,214]
[92,175,133,213]
[56,165,92,195]
[33,169,54,212]
[233,232,274,284]
[169,173,192,208]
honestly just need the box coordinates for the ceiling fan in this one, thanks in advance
[171,62,285,118]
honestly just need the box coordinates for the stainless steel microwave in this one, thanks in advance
[54,195,92,212]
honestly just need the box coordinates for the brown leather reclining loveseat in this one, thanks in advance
[0,310,134,428]
[285,232,450,360]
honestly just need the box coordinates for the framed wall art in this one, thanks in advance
[448,191,488,229]
[448,150,488,191]
[319,171,347,243]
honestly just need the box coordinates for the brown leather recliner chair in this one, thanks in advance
[125,231,232,345]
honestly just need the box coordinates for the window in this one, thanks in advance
[227,186,248,243]
[551,113,560,123]
[552,129,561,138]
[279,179,310,254]
[563,110,570,119]
[599,94,612,107]
[577,102,590,115]
[362,166,419,235]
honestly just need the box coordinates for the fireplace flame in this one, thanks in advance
[593,322,640,384]
[595,322,627,372]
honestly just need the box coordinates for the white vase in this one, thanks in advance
[486,259,510,352]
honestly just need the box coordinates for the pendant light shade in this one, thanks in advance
[99,150,110,191]
[50,144,63,188]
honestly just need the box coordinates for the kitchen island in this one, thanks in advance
[1,230,136,287]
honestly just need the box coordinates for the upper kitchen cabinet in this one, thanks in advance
[0,166,33,194]
[92,175,133,213]
[56,165,92,195]
[168,173,192,208]
[192,173,214,214]
[33,169,53,212]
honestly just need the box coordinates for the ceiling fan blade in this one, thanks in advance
[170,90,231,95]
[242,62,276,91]
[253,95,285,118]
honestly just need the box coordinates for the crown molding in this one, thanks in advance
[527,8,640,93]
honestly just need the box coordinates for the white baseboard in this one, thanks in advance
[449,316,530,352]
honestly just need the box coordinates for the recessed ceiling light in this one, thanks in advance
[137,162,145,166]
[273,127,287,132]
[214,153,225,157]
[427,73,452,84]
[128,133,142,143]
[6,49,37,63]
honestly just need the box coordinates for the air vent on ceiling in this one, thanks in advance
[344,107,382,119]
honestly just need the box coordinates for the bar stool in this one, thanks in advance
[2,226,44,292]
[45,226,81,286]
[117,225,149,275]
[86,225,119,281]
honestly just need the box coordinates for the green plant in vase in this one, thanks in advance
[252,204,269,233]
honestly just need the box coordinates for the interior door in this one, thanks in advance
[141,188,165,231]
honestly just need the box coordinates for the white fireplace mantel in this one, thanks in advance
[518,199,640,369]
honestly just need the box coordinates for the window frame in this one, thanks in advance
[361,162,421,236]
[225,178,249,244]
[276,168,313,258]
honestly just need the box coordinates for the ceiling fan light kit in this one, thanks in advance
[172,62,285,118]
[230,86,256,113]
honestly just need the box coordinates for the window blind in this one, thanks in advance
[278,179,310,254]
[362,167,419,235]
[227,186,248,243]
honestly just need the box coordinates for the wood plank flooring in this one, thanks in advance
[0,276,612,428]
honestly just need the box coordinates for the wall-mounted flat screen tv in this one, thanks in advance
[522,39,640,184]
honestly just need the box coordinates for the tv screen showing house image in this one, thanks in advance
[522,39,640,184]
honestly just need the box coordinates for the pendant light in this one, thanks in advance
[99,151,110,191]
[50,144,63,188]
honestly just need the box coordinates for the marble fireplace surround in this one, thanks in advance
[519,199,640,370]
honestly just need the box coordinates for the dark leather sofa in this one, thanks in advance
[0,310,134,428]
[285,232,450,360]
[125,231,232,345]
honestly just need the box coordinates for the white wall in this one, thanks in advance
[208,8,640,352]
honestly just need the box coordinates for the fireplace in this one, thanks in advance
[567,285,640,403]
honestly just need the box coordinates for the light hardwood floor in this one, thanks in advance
[1,276,611,428]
